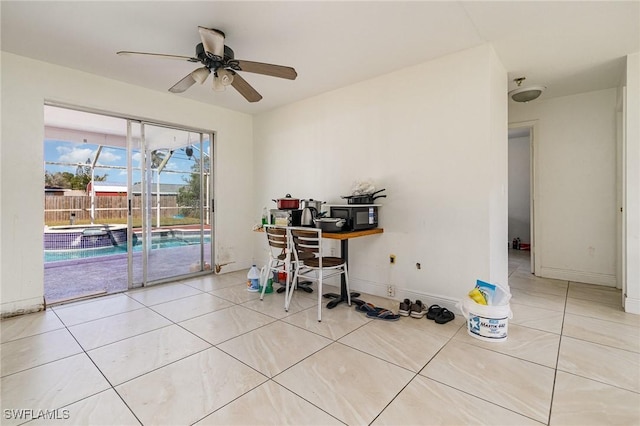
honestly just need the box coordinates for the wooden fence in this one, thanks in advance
[45,195,181,223]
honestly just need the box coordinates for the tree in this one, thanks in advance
[45,167,108,191]
[176,154,209,218]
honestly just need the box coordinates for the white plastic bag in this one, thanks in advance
[351,179,375,195]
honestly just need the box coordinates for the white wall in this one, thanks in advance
[508,135,531,244]
[0,52,254,316]
[510,88,618,286]
[252,45,508,307]
[624,53,640,313]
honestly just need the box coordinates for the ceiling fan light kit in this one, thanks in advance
[117,26,297,103]
[192,67,211,84]
[213,68,234,91]
[509,77,545,103]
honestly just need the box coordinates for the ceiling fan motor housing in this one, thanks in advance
[196,43,238,71]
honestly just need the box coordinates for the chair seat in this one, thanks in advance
[278,251,315,261]
[304,257,345,268]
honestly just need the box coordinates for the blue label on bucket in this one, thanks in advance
[469,316,481,333]
[468,314,508,340]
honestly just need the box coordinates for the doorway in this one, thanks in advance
[43,105,214,304]
[508,123,536,274]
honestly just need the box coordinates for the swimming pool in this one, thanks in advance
[44,224,128,251]
[44,232,211,263]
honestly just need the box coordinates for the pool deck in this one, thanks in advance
[45,243,212,305]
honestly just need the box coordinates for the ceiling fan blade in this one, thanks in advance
[230,72,263,103]
[117,51,198,62]
[198,27,225,58]
[236,60,297,80]
[169,72,197,93]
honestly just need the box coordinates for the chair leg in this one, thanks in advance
[344,263,351,306]
[284,265,291,312]
[317,268,323,322]
[260,260,272,301]
[285,262,298,312]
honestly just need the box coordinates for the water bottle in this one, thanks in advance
[247,265,260,292]
[261,207,268,225]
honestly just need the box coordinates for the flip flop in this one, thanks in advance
[366,309,401,321]
[426,304,443,320]
[356,303,384,314]
[434,308,455,324]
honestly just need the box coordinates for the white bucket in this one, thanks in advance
[459,297,512,342]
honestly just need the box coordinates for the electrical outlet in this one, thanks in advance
[389,254,396,264]
[387,284,395,297]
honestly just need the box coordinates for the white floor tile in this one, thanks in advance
[88,324,211,385]
[510,302,564,334]
[0,310,64,343]
[373,375,543,426]
[421,340,554,423]
[179,305,275,345]
[68,308,171,350]
[550,371,640,425]
[1,329,83,377]
[558,336,640,393]
[453,323,560,368]
[565,296,639,326]
[339,316,451,372]
[0,354,110,426]
[150,293,233,322]
[116,347,266,425]
[126,283,203,306]
[217,321,331,377]
[275,343,414,425]
[281,302,370,340]
[53,294,145,326]
[563,313,640,352]
[195,381,342,425]
[29,389,140,426]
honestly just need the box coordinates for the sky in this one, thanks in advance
[44,139,209,186]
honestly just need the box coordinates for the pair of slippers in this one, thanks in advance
[426,304,455,324]
[356,303,401,321]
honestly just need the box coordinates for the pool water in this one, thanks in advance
[44,235,211,263]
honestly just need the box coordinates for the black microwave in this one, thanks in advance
[330,206,378,231]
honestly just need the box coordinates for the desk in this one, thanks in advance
[322,228,384,308]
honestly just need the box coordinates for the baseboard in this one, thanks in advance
[350,278,462,314]
[539,266,616,287]
[1,297,45,319]
[624,295,640,315]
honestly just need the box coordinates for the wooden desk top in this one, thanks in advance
[255,227,383,240]
[323,228,383,240]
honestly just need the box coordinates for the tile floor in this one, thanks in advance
[2,250,639,425]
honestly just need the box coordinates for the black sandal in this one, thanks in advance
[426,304,443,320]
[434,308,455,324]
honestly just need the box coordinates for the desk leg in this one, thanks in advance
[324,239,362,309]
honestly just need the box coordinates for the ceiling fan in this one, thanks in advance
[117,26,297,103]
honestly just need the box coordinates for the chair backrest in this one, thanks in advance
[290,228,322,260]
[265,225,288,250]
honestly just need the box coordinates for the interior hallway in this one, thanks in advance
[2,251,639,425]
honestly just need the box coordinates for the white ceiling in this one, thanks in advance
[2,1,638,115]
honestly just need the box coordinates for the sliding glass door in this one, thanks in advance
[128,122,212,288]
[43,104,213,301]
